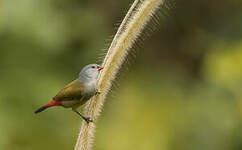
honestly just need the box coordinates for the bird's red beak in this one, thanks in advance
[98,67,104,71]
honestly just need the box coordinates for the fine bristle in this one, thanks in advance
[34,106,47,114]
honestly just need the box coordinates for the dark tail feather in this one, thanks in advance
[35,106,47,114]
[35,100,61,114]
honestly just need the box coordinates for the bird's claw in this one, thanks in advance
[95,91,101,95]
[83,116,93,124]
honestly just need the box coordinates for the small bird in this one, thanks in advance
[35,64,103,123]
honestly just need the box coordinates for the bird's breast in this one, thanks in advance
[83,80,97,95]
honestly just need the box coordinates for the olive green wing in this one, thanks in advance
[54,80,84,101]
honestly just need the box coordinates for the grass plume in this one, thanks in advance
[74,0,165,149]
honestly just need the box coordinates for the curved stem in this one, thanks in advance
[74,0,165,150]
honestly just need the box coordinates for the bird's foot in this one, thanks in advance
[73,109,93,124]
[82,116,93,124]
[95,90,101,95]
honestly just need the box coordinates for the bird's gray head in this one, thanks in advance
[78,64,103,82]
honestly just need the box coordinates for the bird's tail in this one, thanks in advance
[35,100,61,114]
[35,106,47,114]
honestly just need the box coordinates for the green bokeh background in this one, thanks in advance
[1,0,242,149]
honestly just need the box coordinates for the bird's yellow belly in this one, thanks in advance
[61,100,81,108]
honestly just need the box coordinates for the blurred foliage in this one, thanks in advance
[0,0,242,150]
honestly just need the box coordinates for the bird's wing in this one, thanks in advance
[54,80,84,101]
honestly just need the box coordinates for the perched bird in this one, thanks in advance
[35,64,103,123]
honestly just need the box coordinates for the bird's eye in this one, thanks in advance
[91,66,95,69]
